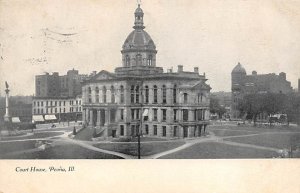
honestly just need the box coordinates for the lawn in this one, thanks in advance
[93,141,185,156]
[160,142,278,159]
[225,133,300,149]
[0,140,40,156]
[1,132,64,141]
[210,129,258,137]
[3,144,122,159]
[209,124,300,133]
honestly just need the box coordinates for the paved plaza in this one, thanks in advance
[1,122,300,159]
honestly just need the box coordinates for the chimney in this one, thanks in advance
[279,72,286,80]
[178,65,183,73]
[194,67,199,73]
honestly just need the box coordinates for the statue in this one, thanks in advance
[3,81,11,122]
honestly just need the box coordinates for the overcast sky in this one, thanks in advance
[0,0,300,96]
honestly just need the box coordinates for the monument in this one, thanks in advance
[3,81,11,122]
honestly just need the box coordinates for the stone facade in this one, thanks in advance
[81,5,211,139]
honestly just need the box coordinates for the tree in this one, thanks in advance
[210,97,226,119]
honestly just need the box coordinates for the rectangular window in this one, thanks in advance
[120,109,124,120]
[184,93,188,103]
[173,109,177,121]
[162,126,166,137]
[153,109,158,121]
[153,125,157,135]
[41,102,43,107]
[162,109,166,122]
[37,102,40,107]
[131,125,135,136]
[120,125,124,136]
[173,126,177,137]
[136,109,140,120]
[183,109,189,121]
[131,109,135,120]
[145,124,149,135]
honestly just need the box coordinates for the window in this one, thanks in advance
[95,87,99,103]
[136,54,142,66]
[173,126,177,137]
[131,125,135,136]
[120,109,124,120]
[183,109,189,121]
[110,109,116,123]
[111,86,115,103]
[153,125,157,135]
[147,55,152,66]
[125,55,130,66]
[120,125,124,136]
[41,109,43,114]
[173,109,177,121]
[135,86,139,103]
[88,87,92,103]
[37,102,40,107]
[145,86,149,103]
[131,85,135,103]
[37,109,40,114]
[153,109,158,121]
[162,126,166,137]
[55,108,57,113]
[198,93,203,103]
[63,101,66,106]
[131,109,135,120]
[59,101,61,106]
[136,109,140,120]
[41,102,43,107]
[162,109,167,122]
[120,85,124,103]
[162,85,166,104]
[183,93,188,103]
[173,85,177,103]
[145,125,149,134]
[64,108,66,113]
[34,101,36,106]
[103,86,107,103]
[153,85,158,103]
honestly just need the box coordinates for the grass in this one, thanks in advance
[210,129,258,137]
[2,144,122,159]
[0,140,40,156]
[225,133,300,149]
[94,141,185,156]
[160,142,278,159]
[209,124,300,133]
[1,132,64,141]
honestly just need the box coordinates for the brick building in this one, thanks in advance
[231,63,293,118]
[35,69,87,98]
[81,5,211,139]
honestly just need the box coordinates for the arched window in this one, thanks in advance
[153,85,158,103]
[135,86,140,103]
[162,85,167,104]
[131,85,135,103]
[147,55,152,66]
[88,87,92,103]
[125,55,130,66]
[111,86,115,103]
[145,86,149,103]
[136,54,142,66]
[95,87,99,103]
[173,85,177,103]
[120,85,124,103]
[103,86,107,103]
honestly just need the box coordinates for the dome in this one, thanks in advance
[135,4,143,14]
[122,29,156,50]
[232,62,246,74]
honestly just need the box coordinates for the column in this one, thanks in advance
[89,110,93,126]
[82,109,86,123]
[96,110,100,126]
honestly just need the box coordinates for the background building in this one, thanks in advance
[32,95,82,122]
[35,69,87,98]
[231,63,293,118]
[81,5,211,139]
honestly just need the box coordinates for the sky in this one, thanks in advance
[0,0,300,96]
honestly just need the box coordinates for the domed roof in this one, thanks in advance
[232,62,246,74]
[122,29,156,50]
[135,4,143,14]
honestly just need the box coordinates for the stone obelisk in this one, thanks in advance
[3,81,11,123]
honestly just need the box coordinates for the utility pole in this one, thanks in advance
[138,82,144,159]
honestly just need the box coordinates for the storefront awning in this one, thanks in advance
[45,114,57,120]
[32,115,45,122]
[12,117,21,123]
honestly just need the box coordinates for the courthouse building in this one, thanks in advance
[81,5,211,139]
